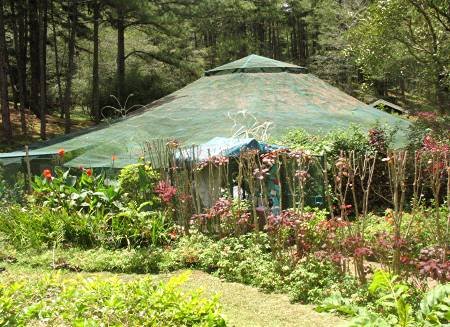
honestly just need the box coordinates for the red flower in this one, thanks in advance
[57,149,65,157]
[42,169,52,180]
[85,168,92,176]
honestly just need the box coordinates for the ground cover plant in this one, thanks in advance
[0,119,449,326]
[0,270,225,326]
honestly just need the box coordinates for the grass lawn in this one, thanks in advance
[1,265,346,327]
[170,270,347,327]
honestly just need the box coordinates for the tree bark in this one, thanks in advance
[297,15,308,66]
[0,0,12,140]
[92,0,100,123]
[38,0,47,139]
[116,9,125,104]
[19,0,28,108]
[11,0,28,135]
[50,1,63,119]
[10,0,28,135]
[436,72,449,115]
[29,0,41,117]
[64,0,77,134]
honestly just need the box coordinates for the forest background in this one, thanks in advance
[0,0,448,148]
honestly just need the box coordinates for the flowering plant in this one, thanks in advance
[32,168,121,214]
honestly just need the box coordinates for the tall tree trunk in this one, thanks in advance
[436,72,449,115]
[116,10,125,104]
[18,0,28,109]
[64,0,77,134]
[291,16,299,63]
[92,0,100,123]
[50,1,63,118]
[297,15,308,66]
[10,0,27,135]
[0,0,12,140]
[38,0,47,139]
[29,0,41,117]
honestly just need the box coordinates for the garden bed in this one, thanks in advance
[1,264,344,327]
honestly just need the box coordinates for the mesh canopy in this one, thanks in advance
[0,54,410,168]
[205,54,307,75]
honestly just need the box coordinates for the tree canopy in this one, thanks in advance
[0,0,448,146]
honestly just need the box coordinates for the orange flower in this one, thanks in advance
[42,169,52,180]
[112,155,117,161]
[85,168,92,176]
[57,149,65,157]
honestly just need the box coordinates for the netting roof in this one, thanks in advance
[0,54,410,168]
[205,54,307,75]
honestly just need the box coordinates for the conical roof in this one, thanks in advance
[0,55,410,168]
[205,54,306,75]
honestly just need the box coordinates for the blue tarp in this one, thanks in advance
[178,137,282,161]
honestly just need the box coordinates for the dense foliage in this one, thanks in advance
[0,271,226,326]
[0,124,449,326]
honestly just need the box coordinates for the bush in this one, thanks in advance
[158,232,283,291]
[118,162,160,204]
[286,256,358,304]
[278,125,394,157]
[158,231,214,272]
[0,271,226,326]
[204,233,282,291]
[108,202,173,248]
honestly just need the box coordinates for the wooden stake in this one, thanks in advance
[24,145,32,193]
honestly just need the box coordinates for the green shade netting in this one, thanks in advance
[205,54,307,75]
[0,54,410,168]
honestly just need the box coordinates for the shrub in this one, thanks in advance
[407,113,450,151]
[286,255,358,303]
[118,162,160,204]
[109,203,173,248]
[160,232,282,291]
[203,233,282,291]
[158,231,214,272]
[277,125,394,157]
[0,271,226,326]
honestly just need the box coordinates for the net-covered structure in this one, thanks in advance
[0,54,410,169]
